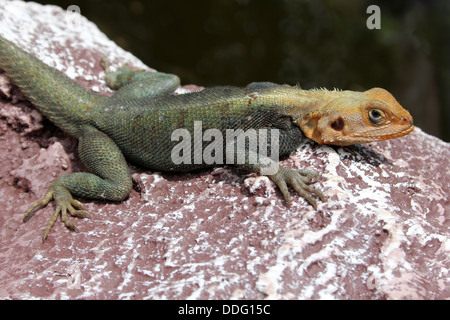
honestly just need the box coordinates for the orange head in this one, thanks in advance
[298,87,414,146]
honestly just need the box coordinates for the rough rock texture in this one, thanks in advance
[0,1,448,300]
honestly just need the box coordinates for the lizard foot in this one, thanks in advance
[268,167,325,208]
[101,57,147,90]
[23,187,91,243]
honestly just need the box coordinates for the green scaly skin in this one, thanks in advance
[0,36,414,242]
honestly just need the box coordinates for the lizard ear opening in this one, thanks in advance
[330,117,344,131]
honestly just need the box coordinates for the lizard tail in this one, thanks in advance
[0,35,105,137]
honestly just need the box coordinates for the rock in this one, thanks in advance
[0,0,448,299]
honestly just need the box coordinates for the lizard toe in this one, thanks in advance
[289,176,319,209]
[23,190,54,223]
[68,199,91,219]
[269,173,291,206]
[297,169,320,182]
[42,202,85,243]
[269,166,324,208]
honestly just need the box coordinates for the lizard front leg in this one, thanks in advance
[226,130,325,209]
[23,126,132,242]
[231,124,324,208]
[240,157,324,208]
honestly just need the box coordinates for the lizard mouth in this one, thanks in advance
[353,123,415,142]
[376,124,415,141]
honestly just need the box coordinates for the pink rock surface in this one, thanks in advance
[0,1,448,299]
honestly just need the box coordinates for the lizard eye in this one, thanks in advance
[369,109,385,125]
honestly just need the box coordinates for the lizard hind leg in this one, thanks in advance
[101,58,180,99]
[23,126,132,242]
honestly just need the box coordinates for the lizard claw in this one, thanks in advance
[268,166,325,208]
[100,57,111,72]
[23,187,91,243]
[297,169,320,183]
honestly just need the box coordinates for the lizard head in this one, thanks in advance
[298,87,414,146]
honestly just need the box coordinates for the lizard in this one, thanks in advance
[0,35,414,242]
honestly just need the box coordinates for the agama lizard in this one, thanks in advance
[0,36,414,242]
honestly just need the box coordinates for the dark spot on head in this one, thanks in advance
[331,117,344,131]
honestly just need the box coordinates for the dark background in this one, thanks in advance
[33,0,450,142]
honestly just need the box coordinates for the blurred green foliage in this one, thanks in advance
[33,0,450,141]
